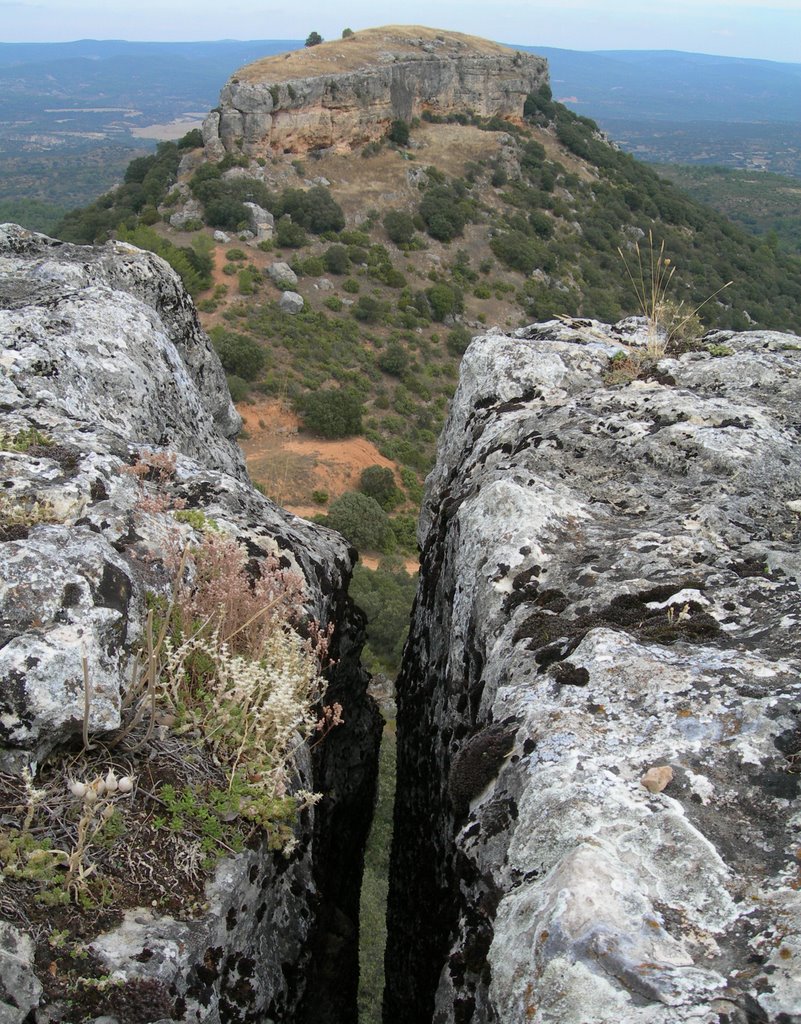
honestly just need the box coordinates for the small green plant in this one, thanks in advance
[706,343,734,357]
[172,508,220,533]
[0,426,52,451]
[312,489,329,505]
[0,495,60,530]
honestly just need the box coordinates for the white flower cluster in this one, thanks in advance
[159,623,323,799]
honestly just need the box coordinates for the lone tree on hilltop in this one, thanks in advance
[305,31,323,47]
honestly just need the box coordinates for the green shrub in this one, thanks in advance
[343,278,360,294]
[226,375,249,402]
[419,179,475,242]
[178,128,204,149]
[238,269,255,294]
[389,513,418,554]
[387,120,410,146]
[353,296,384,323]
[275,186,345,233]
[377,342,408,377]
[275,217,308,248]
[426,283,463,322]
[350,562,417,669]
[226,247,247,261]
[312,489,329,504]
[400,467,424,504]
[324,295,343,312]
[446,325,472,355]
[325,491,394,552]
[299,388,364,438]
[210,326,267,380]
[360,465,401,510]
[324,244,350,274]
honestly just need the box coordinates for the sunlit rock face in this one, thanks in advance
[202,26,548,158]
[385,317,801,1024]
[0,224,381,1024]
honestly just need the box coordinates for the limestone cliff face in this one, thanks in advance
[0,224,381,1024]
[385,319,801,1023]
[202,26,548,159]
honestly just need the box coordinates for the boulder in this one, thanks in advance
[168,197,203,229]
[243,200,275,241]
[268,261,298,288]
[385,318,801,1024]
[280,290,304,314]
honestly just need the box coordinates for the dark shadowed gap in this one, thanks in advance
[358,721,397,1023]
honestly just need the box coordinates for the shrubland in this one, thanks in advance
[49,84,801,683]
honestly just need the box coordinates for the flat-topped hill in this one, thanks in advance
[237,26,519,83]
[202,25,548,157]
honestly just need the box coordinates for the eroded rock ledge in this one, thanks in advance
[202,26,548,159]
[385,319,801,1024]
[0,224,381,1024]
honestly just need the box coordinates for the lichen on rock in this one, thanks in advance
[0,224,381,1023]
[386,317,801,1024]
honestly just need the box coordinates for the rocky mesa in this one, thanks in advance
[202,26,548,159]
[386,318,801,1023]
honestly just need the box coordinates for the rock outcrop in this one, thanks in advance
[0,224,381,1023]
[385,319,801,1023]
[202,26,548,159]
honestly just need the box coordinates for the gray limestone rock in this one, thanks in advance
[168,198,203,228]
[386,319,801,1024]
[279,290,304,315]
[242,201,274,240]
[0,923,42,1024]
[268,261,298,288]
[0,224,381,1022]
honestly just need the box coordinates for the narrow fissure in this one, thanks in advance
[357,720,397,1023]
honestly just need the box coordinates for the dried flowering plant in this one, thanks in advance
[144,532,341,843]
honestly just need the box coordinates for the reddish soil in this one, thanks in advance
[238,398,398,511]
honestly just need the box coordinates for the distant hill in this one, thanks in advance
[525,47,801,122]
[654,164,801,254]
[3,37,801,233]
[520,46,801,175]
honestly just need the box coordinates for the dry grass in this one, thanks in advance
[238,25,518,83]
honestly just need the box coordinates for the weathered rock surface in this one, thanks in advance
[268,261,298,288]
[203,26,547,158]
[280,290,304,314]
[0,224,380,1023]
[385,319,801,1024]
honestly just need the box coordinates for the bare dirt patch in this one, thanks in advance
[238,399,398,511]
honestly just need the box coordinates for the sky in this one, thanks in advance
[2,0,800,63]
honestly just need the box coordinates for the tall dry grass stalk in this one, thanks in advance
[618,230,732,357]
